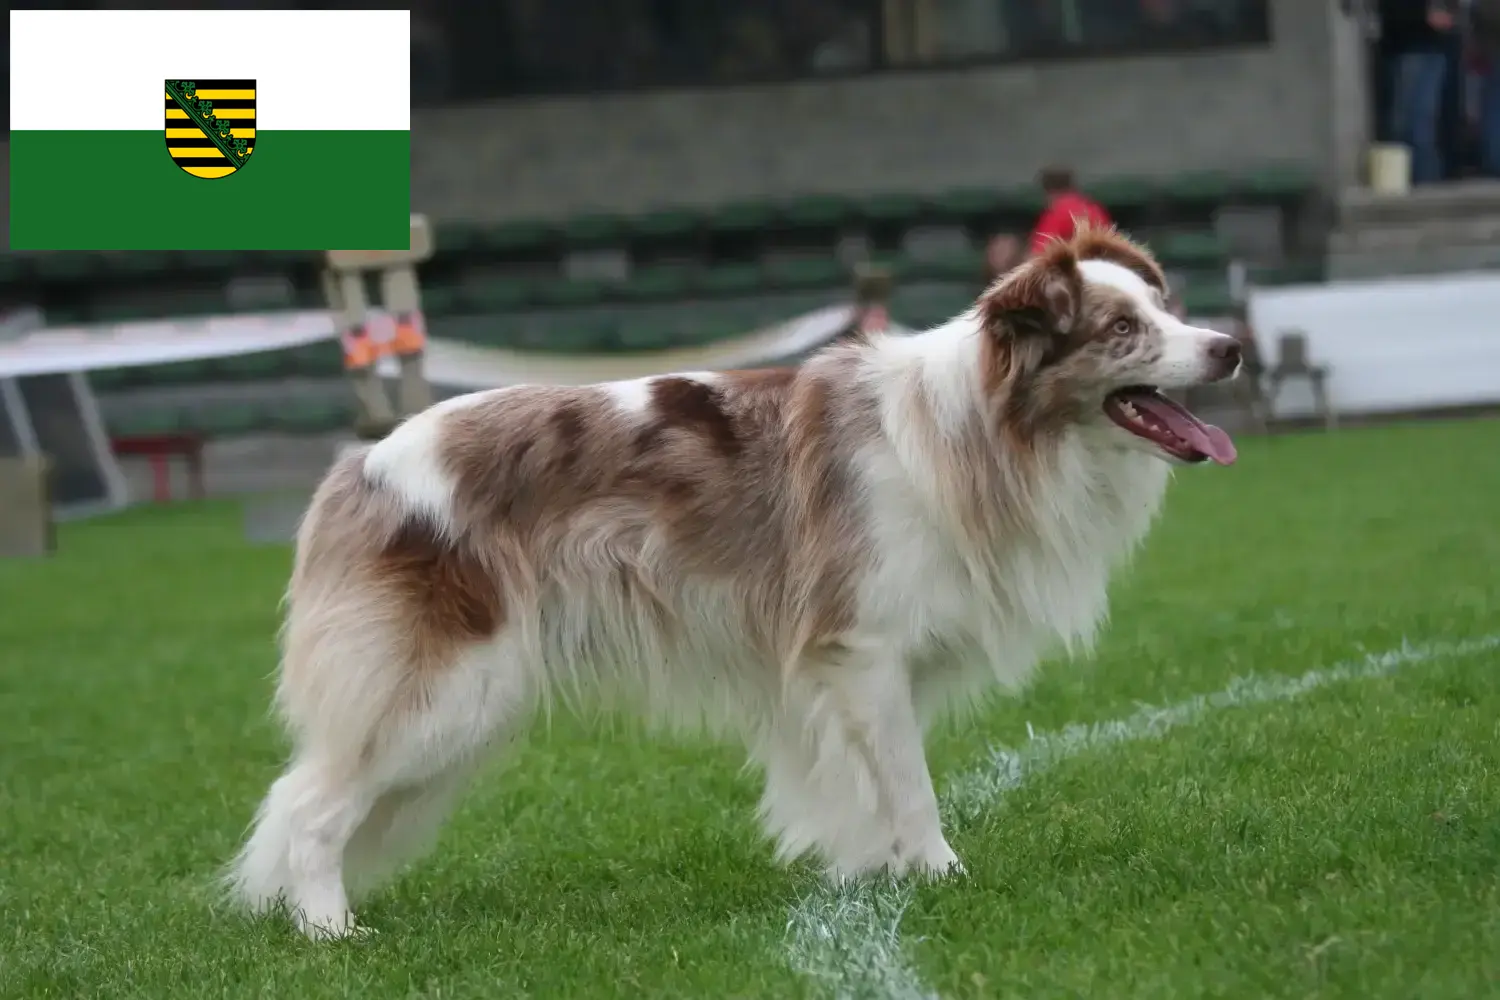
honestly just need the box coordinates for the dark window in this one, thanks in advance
[416,0,1272,105]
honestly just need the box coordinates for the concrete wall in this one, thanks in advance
[412,0,1355,223]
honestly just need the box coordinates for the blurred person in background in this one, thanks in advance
[410,3,453,104]
[1471,0,1500,174]
[984,233,1022,287]
[1028,165,1113,254]
[981,166,1114,283]
[1377,0,1461,183]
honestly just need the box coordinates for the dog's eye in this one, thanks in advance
[1112,317,1134,335]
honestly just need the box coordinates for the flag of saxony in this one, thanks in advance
[165,79,256,178]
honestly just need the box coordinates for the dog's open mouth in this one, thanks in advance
[1103,387,1237,465]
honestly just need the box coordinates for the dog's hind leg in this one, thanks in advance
[341,757,483,902]
[231,633,530,939]
[278,755,378,939]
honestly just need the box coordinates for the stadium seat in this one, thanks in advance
[0,255,30,284]
[561,213,627,249]
[88,368,134,392]
[135,360,211,386]
[763,257,846,291]
[33,253,102,281]
[707,200,775,234]
[892,287,973,329]
[461,313,536,348]
[505,322,554,351]
[1180,281,1236,316]
[287,341,345,378]
[926,187,1011,222]
[1155,232,1227,268]
[1089,176,1158,213]
[256,250,318,269]
[175,250,239,274]
[435,220,487,252]
[45,304,89,326]
[462,279,533,312]
[1249,260,1324,286]
[538,322,615,354]
[215,349,286,381]
[533,277,607,308]
[190,403,263,438]
[271,398,349,435]
[1164,171,1235,206]
[687,314,754,346]
[903,249,982,283]
[618,265,694,302]
[616,319,676,352]
[479,220,554,254]
[109,408,184,438]
[419,285,462,317]
[859,193,926,226]
[632,208,699,240]
[1241,163,1316,201]
[697,264,764,296]
[780,195,855,229]
[105,251,179,275]
[91,300,183,323]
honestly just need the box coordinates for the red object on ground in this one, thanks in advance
[111,434,206,503]
[1029,191,1113,255]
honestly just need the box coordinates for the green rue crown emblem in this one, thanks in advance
[169,80,249,158]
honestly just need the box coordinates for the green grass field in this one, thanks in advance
[3,418,1499,999]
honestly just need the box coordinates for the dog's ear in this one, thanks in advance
[979,247,1083,339]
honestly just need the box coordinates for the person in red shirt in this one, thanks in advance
[1028,165,1112,255]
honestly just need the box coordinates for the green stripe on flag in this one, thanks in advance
[10,130,411,250]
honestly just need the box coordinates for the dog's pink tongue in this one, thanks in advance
[1198,424,1237,465]
[1136,395,1238,466]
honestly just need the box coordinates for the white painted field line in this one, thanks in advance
[783,634,1500,1000]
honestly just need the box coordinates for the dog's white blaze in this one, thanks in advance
[362,391,488,528]
[1078,258,1227,388]
[785,634,1500,1000]
[1078,258,1158,303]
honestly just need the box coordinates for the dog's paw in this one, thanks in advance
[895,837,965,880]
[295,909,372,942]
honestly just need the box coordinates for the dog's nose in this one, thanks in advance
[1207,335,1241,380]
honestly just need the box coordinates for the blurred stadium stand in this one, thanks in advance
[0,0,1424,459]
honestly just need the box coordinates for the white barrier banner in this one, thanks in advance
[1248,272,1500,418]
[0,311,339,378]
[0,303,862,386]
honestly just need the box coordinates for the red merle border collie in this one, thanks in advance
[228,226,1239,938]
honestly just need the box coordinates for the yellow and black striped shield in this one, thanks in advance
[164,79,255,179]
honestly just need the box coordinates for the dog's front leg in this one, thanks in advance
[807,637,963,880]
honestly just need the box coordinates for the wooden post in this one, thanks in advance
[378,261,432,416]
[332,269,395,437]
[325,215,435,440]
[0,456,54,558]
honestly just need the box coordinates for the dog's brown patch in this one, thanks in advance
[377,518,506,669]
[639,377,742,459]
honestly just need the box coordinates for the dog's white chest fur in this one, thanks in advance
[858,432,1171,718]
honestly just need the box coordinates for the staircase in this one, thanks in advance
[1327,180,1500,280]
